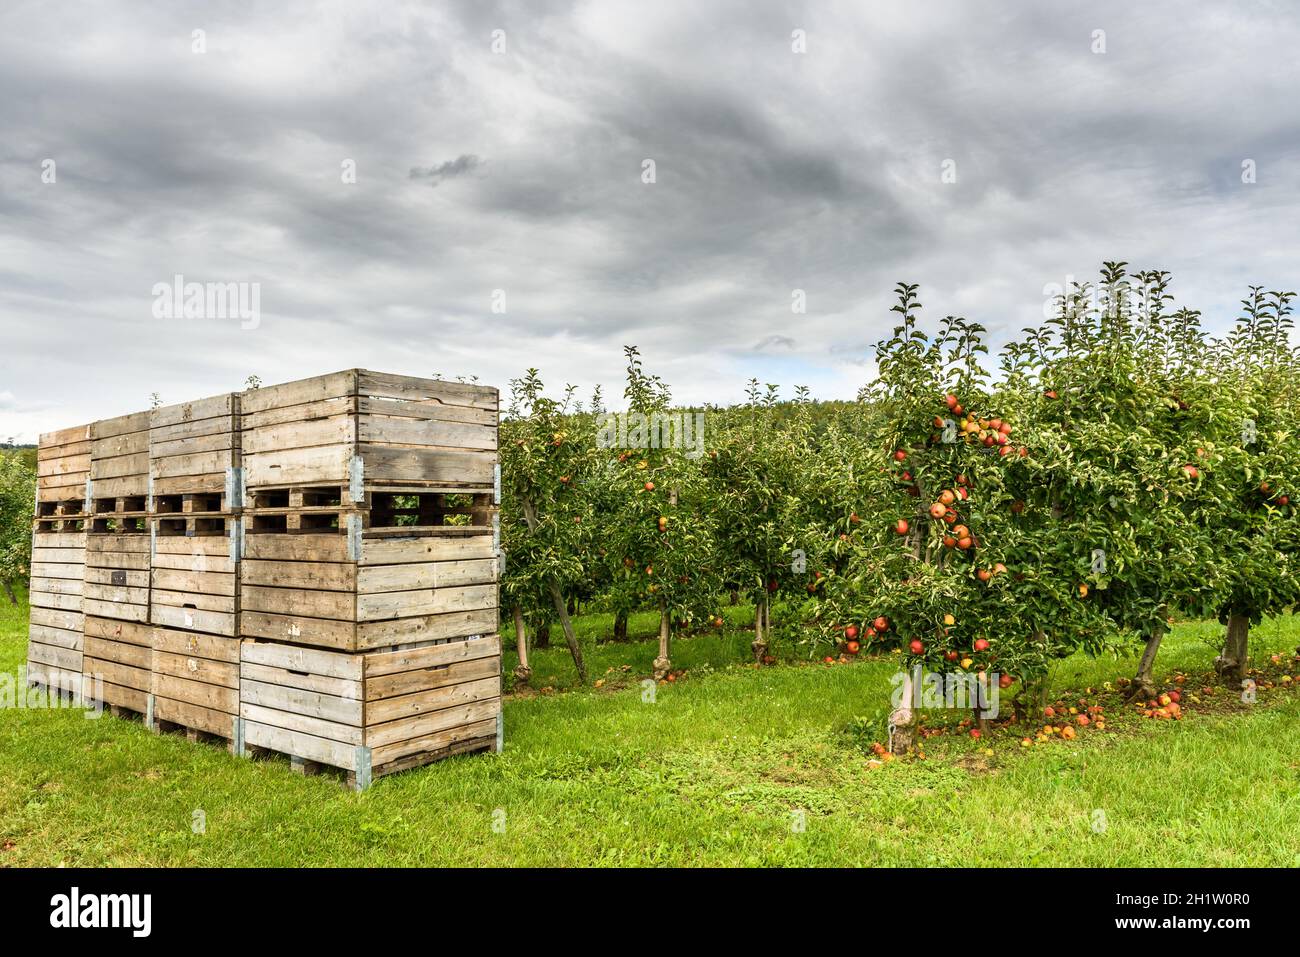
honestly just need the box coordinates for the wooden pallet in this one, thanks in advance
[240,527,498,652]
[239,634,502,790]
[240,370,498,493]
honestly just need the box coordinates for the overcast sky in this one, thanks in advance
[3,1,1299,442]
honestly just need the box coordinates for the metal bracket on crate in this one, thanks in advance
[225,467,245,509]
[146,474,154,514]
[353,745,374,791]
[150,519,157,558]
[346,513,363,562]
[83,478,93,517]
[348,455,365,505]
[495,713,504,753]
[229,517,244,563]
[493,463,501,505]
[492,511,500,553]
[145,693,155,732]
[496,546,506,580]
[233,717,246,758]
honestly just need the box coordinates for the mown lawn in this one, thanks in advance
[1,587,1298,867]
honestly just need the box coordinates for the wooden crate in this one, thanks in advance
[82,617,152,712]
[90,411,151,512]
[150,627,240,744]
[84,533,151,623]
[34,423,92,520]
[26,530,86,693]
[150,524,239,637]
[240,370,498,493]
[240,528,498,652]
[240,634,502,788]
[149,393,241,502]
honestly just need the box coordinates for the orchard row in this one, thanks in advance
[499,264,1299,750]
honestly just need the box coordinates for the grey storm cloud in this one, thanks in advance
[409,154,483,186]
[1,0,1299,444]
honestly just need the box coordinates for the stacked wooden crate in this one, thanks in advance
[148,394,243,744]
[238,371,502,788]
[27,424,93,695]
[82,412,153,711]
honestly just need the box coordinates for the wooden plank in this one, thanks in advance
[355,444,495,487]
[365,698,498,749]
[150,568,237,597]
[365,654,499,701]
[357,416,496,451]
[37,452,91,478]
[364,634,501,678]
[358,395,497,427]
[91,411,152,440]
[240,661,359,700]
[84,567,149,588]
[242,720,357,770]
[83,679,149,713]
[82,599,149,622]
[356,582,496,622]
[83,583,150,606]
[243,445,353,487]
[32,546,88,563]
[357,558,496,594]
[31,561,85,580]
[84,636,151,670]
[150,588,237,614]
[240,395,356,430]
[371,717,498,769]
[239,702,363,746]
[87,535,151,555]
[27,642,83,671]
[153,535,232,557]
[28,624,83,650]
[90,451,149,480]
[241,584,353,621]
[241,416,354,455]
[85,616,153,645]
[359,533,495,565]
[152,649,239,688]
[39,423,94,448]
[150,448,235,477]
[150,605,235,636]
[239,679,363,727]
[90,476,150,498]
[153,696,239,735]
[355,608,497,650]
[367,675,498,724]
[358,371,498,410]
[239,641,363,680]
[150,394,236,429]
[31,532,87,549]
[29,576,85,596]
[30,606,82,631]
[150,551,236,574]
[242,535,351,563]
[27,591,81,612]
[240,610,354,648]
[240,560,354,591]
[238,371,358,416]
[153,628,240,663]
[82,656,151,692]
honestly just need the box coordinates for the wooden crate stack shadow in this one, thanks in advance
[27,424,93,695]
[238,371,502,790]
[148,394,243,747]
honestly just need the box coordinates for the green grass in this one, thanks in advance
[2,587,1299,866]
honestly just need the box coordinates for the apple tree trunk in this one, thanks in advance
[653,600,672,679]
[1127,619,1168,701]
[512,605,532,686]
[751,592,768,662]
[613,610,628,642]
[1214,613,1250,683]
[1,579,15,606]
